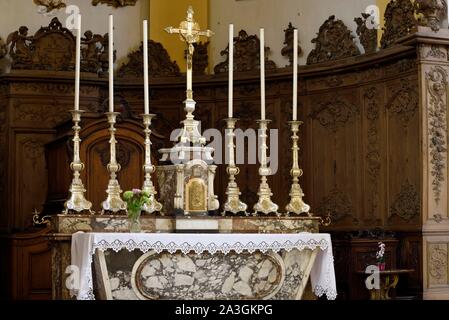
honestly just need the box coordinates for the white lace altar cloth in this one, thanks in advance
[70,232,337,300]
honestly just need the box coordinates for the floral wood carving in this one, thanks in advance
[34,0,66,13]
[429,245,448,282]
[0,37,6,59]
[425,44,447,59]
[364,87,381,223]
[186,41,209,75]
[389,180,420,221]
[214,30,277,74]
[355,13,378,54]
[386,79,419,127]
[306,15,360,65]
[309,96,358,132]
[380,0,417,49]
[414,0,447,31]
[92,0,138,8]
[117,40,180,78]
[316,187,354,222]
[281,23,302,67]
[95,142,132,169]
[426,66,447,203]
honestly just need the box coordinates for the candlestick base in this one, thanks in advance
[285,120,311,216]
[141,113,163,215]
[222,118,248,216]
[253,119,279,216]
[63,110,93,214]
[101,112,127,215]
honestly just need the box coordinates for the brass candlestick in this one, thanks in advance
[63,110,93,214]
[285,120,311,216]
[141,114,163,214]
[253,119,279,215]
[101,112,127,214]
[222,118,247,215]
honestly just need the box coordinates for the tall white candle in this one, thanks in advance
[143,20,149,115]
[74,14,81,111]
[228,24,234,118]
[260,28,265,120]
[109,15,114,113]
[293,29,298,121]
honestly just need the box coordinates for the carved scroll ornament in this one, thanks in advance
[355,13,378,54]
[281,23,303,66]
[414,0,447,31]
[186,42,209,75]
[34,0,66,13]
[381,0,417,49]
[92,0,138,8]
[307,15,360,65]
[6,18,111,73]
[117,40,180,78]
[214,30,277,74]
[389,181,420,221]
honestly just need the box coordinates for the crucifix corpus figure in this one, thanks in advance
[165,6,214,101]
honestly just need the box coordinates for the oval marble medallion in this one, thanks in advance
[131,250,285,300]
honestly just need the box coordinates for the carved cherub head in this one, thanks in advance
[19,26,29,36]
[84,30,93,40]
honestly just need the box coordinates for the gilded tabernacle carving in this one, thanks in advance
[316,187,354,222]
[117,40,180,78]
[309,96,358,133]
[389,181,420,221]
[414,0,447,31]
[364,87,381,223]
[386,79,419,127]
[7,18,76,71]
[380,0,417,49]
[355,13,378,54]
[281,23,302,66]
[214,30,276,74]
[92,0,138,8]
[307,15,360,65]
[426,66,447,203]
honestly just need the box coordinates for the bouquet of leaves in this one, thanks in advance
[123,189,151,220]
[376,241,386,264]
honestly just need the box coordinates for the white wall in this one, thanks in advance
[209,0,374,68]
[0,0,149,67]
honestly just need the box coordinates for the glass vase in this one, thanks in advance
[128,209,142,233]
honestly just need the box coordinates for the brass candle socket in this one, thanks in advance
[101,112,127,214]
[222,118,248,215]
[63,110,93,214]
[253,119,279,215]
[285,120,311,216]
[141,114,163,214]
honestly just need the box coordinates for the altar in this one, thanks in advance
[70,231,336,300]
[45,7,336,301]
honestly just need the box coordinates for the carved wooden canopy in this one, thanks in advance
[214,30,277,74]
[117,40,180,78]
[307,15,360,65]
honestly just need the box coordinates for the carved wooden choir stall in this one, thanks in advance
[0,0,449,300]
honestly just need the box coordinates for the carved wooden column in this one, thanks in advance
[417,27,449,299]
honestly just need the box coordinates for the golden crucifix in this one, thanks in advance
[165,6,214,100]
